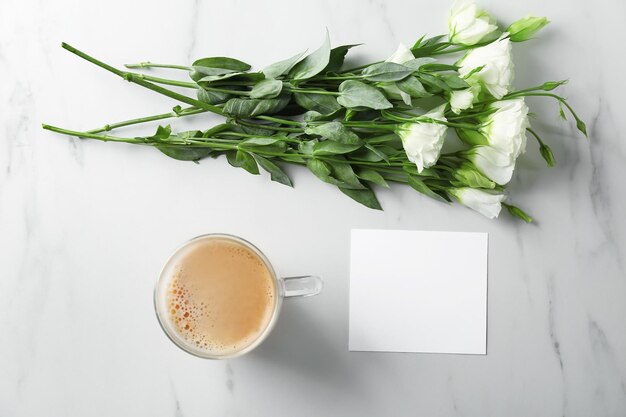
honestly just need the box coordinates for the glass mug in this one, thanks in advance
[154,233,322,359]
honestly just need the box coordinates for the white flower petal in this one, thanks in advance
[397,105,448,173]
[449,0,498,46]
[450,88,475,114]
[386,43,414,64]
[452,187,505,219]
[458,35,513,99]
[480,98,529,157]
[469,146,516,185]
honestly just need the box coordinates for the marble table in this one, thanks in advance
[1,0,625,415]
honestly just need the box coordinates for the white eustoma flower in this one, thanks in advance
[386,43,414,64]
[448,0,499,46]
[449,187,506,219]
[467,146,516,185]
[450,84,480,114]
[480,98,529,157]
[381,43,414,105]
[458,35,514,99]
[396,104,448,173]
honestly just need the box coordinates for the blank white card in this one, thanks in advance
[349,229,488,355]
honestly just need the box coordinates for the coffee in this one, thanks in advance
[163,236,276,356]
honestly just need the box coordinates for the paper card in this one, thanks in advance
[349,229,488,355]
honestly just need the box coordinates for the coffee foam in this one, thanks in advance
[162,237,276,356]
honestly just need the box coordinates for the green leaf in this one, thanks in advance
[357,168,389,187]
[226,150,259,175]
[239,138,284,148]
[395,77,432,98]
[339,186,382,210]
[288,31,331,80]
[149,125,172,140]
[192,57,251,72]
[294,93,341,114]
[229,121,277,137]
[420,63,459,72]
[407,176,448,203]
[298,140,317,155]
[197,88,230,105]
[156,145,213,162]
[411,35,448,57]
[350,147,386,162]
[303,110,342,122]
[401,57,437,70]
[325,44,360,73]
[250,79,283,99]
[306,158,332,179]
[306,158,365,190]
[361,62,414,82]
[365,144,390,162]
[418,73,451,92]
[304,121,361,144]
[328,160,365,189]
[239,137,288,154]
[439,73,469,90]
[414,34,447,49]
[198,72,264,83]
[504,203,534,223]
[366,133,400,145]
[222,94,290,117]
[337,80,392,110]
[191,66,235,78]
[262,51,306,79]
[254,155,293,186]
[313,140,362,156]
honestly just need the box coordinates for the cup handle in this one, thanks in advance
[280,276,323,298]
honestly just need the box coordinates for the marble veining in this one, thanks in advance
[1,0,625,416]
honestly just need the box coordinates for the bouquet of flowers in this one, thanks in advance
[43,0,586,220]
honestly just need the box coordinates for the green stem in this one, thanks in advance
[342,121,396,131]
[382,110,479,130]
[237,119,302,133]
[43,124,147,144]
[131,73,198,89]
[508,91,587,136]
[87,106,208,134]
[61,43,223,115]
[202,86,251,96]
[526,128,544,145]
[125,62,191,71]
[256,115,303,127]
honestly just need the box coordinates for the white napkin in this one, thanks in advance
[349,229,488,355]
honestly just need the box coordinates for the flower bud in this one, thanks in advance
[539,143,556,167]
[507,16,549,42]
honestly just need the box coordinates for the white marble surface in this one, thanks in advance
[1,0,625,415]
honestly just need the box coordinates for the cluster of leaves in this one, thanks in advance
[144,33,480,209]
[42,35,584,219]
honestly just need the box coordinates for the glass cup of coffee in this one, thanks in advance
[154,233,322,359]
